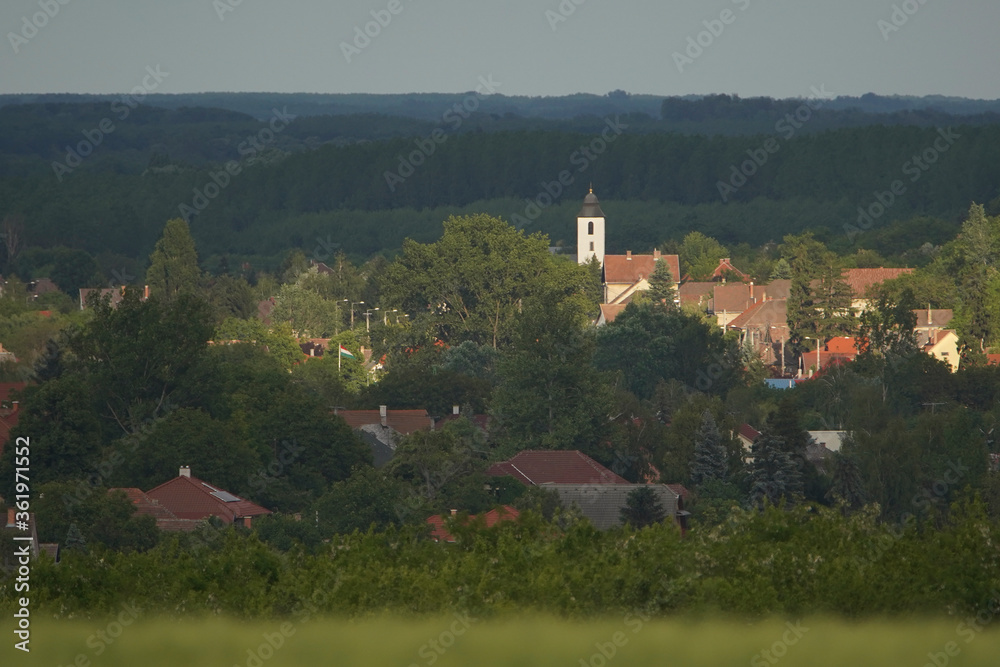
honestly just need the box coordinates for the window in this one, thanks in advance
[589,242,594,251]
[588,221,594,235]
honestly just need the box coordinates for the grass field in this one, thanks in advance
[4,615,1000,666]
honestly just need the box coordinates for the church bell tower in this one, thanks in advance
[576,187,605,265]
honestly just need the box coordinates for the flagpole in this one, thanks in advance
[338,345,342,371]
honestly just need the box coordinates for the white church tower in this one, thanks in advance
[576,187,606,265]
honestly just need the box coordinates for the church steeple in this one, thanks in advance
[577,188,605,265]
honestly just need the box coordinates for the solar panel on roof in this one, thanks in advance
[210,490,241,503]
[201,483,241,503]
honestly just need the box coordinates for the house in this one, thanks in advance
[486,450,630,486]
[913,308,954,334]
[542,483,684,531]
[710,281,788,328]
[299,339,330,357]
[144,466,271,528]
[841,268,914,312]
[596,303,628,326]
[808,431,846,453]
[726,299,789,367]
[0,382,25,457]
[736,423,761,452]
[678,281,715,310]
[334,405,435,467]
[708,258,750,283]
[79,285,150,310]
[435,405,490,433]
[110,487,203,532]
[27,278,59,298]
[921,329,960,372]
[602,249,681,306]
[426,506,520,543]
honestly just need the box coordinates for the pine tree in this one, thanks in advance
[146,218,201,302]
[620,486,666,528]
[691,409,727,486]
[747,431,802,508]
[827,451,866,510]
[65,522,88,553]
[647,258,677,309]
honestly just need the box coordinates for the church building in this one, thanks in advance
[575,189,679,309]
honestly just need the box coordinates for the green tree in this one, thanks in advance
[490,290,613,454]
[380,214,576,349]
[620,486,666,528]
[691,409,727,486]
[647,258,678,308]
[748,431,802,508]
[146,218,202,302]
[679,232,728,280]
[69,289,214,434]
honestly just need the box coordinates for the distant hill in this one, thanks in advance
[2,91,999,123]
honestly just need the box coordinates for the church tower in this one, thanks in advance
[577,187,605,265]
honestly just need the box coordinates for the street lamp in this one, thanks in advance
[770,326,786,377]
[364,307,379,332]
[334,298,348,335]
[384,308,398,326]
[350,301,364,329]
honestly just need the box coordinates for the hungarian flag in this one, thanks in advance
[339,345,355,359]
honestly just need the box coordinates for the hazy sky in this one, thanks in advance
[2,0,998,99]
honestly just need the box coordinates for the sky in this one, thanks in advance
[2,0,998,99]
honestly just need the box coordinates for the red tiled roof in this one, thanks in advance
[111,488,180,521]
[486,450,628,486]
[679,282,714,307]
[710,258,749,282]
[336,409,433,434]
[426,506,519,542]
[738,423,760,442]
[842,268,915,298]
[146,475,271,523]
[604,253,679,285]
[824,337,859,354]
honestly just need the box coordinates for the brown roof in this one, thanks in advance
[726,299,788,333]
[486,450,628,486]
[679,282,714,307]
[146,474,271,523]
[913,309,954,328]
[112,488,179,521]
[604,252,680,286]
[336,409,433,434]
[599,303,628,324]
[842,268,915,298]
[824,337,859,354]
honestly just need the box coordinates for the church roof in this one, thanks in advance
[577,190,605,218]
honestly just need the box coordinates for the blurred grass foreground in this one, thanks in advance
[4,616,1000,667]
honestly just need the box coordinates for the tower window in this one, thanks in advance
[589,242,594,251]
[588,221,594,235]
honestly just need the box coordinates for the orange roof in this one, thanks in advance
[842,268,914,298]
[824,337,859,354]
[336,409,433,434]
[426,506,519,542]
[604,253,679,285]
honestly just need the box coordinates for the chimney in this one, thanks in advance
[379,405,387,427]
[928,306,932,325]
[179,465,191,478]
[6,507,14,527]
[453,405,460,415]
[11,400,17,413]
[626,250,632,260]
[144,285,150,300]
[653,248,661,260]
[450,509,458,516]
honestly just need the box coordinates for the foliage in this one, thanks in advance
[690,410,727,486]
[145,218,202,302]
[620,486,666,528]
